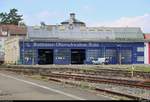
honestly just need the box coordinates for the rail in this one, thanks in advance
[0,66,150,100]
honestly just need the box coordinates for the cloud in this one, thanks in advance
[23,11,150,33]
[87,14,150,33]
[23,11,65,26]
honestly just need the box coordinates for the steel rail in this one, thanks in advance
[41,73,150,90]
[47,77,148,100]
[0,67,149,100]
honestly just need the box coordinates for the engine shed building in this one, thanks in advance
[4,13,145,65]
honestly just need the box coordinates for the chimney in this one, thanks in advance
[70,13,75,20]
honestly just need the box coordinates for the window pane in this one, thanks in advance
[137,56,144,62]
[87,49,102,61]
[55,49,70,61]
[137,47,144,52]
[105,49,117,57]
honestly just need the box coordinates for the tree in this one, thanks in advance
[0,8,23,25]
[0,12,9,24]
[19,22,26,27]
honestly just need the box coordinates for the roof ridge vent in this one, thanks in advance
[69,13,75,25]
[70,13,75,20]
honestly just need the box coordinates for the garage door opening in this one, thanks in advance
[71,49,85,64]
[38,49,53,65]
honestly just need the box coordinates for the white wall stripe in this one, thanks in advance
[144,43,149,64]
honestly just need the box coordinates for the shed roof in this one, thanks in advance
[23,37,146,43]
[27,26,144,40]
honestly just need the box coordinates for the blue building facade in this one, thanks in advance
[15,13,145,65]
[19,41,144,65]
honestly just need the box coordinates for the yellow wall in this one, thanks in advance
[4,37,20,64]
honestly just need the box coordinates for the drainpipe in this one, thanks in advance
[32,48,34,65]
[31,39,34,65]
[22,40,24,65]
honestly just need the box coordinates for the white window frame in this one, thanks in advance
[137,56,144,62]
[137,47,144,52]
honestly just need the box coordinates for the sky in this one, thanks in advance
[0,0,150,32]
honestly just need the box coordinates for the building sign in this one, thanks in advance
[24,42,100,48]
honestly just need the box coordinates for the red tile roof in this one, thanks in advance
[144,34,150,39]
[0,24,27,36]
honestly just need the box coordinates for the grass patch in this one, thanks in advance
[79,81,89,89]
[143,82,150,86]
[80,68,96,72]
[29,75,49,81]
[127,66,150,72]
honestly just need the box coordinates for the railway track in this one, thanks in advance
[47,76,149,100]
[0,67,149,89]
[3,65,150,79]
[0,66,150,100]
[41,72,150,90]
